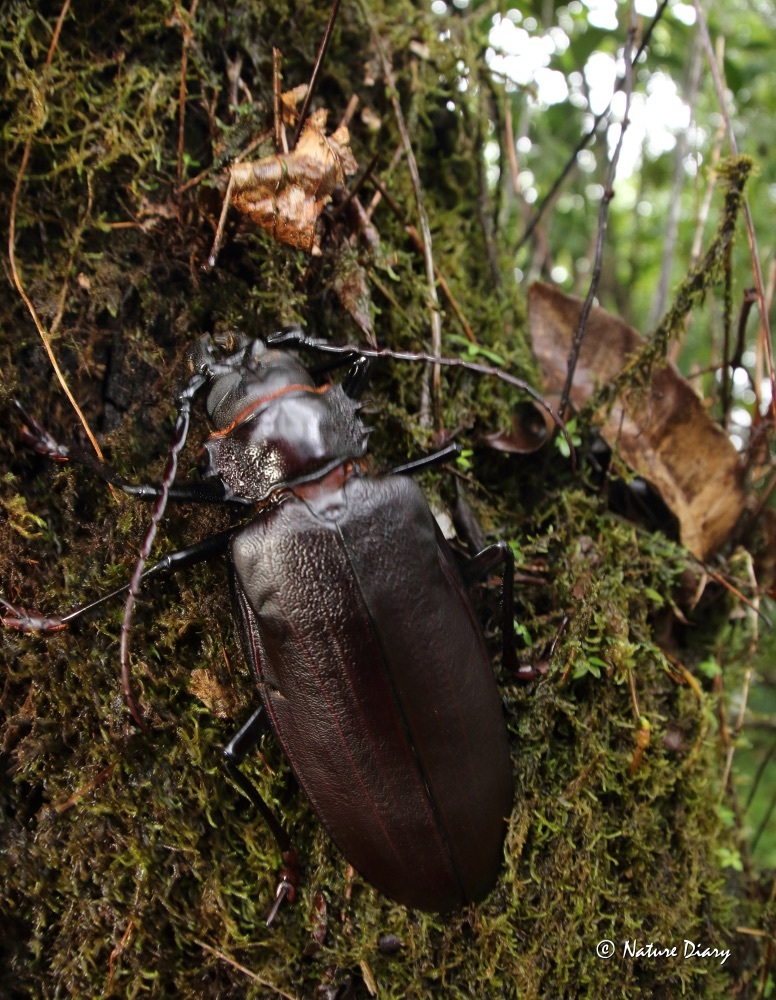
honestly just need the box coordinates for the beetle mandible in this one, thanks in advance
[2,330,518,918]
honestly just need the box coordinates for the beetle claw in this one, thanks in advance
[266,876,295,926]
[13,401,70,462]
[0,597,67,633]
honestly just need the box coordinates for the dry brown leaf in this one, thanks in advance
[229,108,358,255]
[481,401,549,454]
[334,253,374,341]
[529,281,746,560]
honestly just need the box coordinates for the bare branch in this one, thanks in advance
[693,0,776,427]
[369,21,443,427]
[516,0,670,254]
[293,0,342,146]
[558,8,637,419]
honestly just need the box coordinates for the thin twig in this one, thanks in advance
[332,151,378,219]
[175,0,199,191]
[476,68,502,293]
[689,146,724,265]
[738,282,757,370]
[693,0,776,427]
[369,21,443,426]
[339,93,360,130]
[273,47,283,151]
[8,0,105,463]
[207,171,235,268]
[701,564,770,626]
[503,97,520,194]
[177,126,273,196]
[647,28,702,329]
[106,918,135,995]
[54,762,118,813]
[515,0,670,254]
[666,34,726,367]
[194,940,296,999]
[407,224,477,344]
[721,286,759,425]
[720,554,759,797]
[365,142,404,222]
[369,176,478,344]
[558,9,637,419]
[293,0,342,146]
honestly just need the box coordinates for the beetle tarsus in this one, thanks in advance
[0,597,67,633]
[266,879,293,926]
[266,852,299,925]
[13,400,70,462]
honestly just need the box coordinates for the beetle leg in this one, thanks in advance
[12,401,244,506]
[0,531,233,634]
[223,707,299,924]
[463,541,518,675]
[81,458,235,503]
[119,478,237,504]
[387,443,461,477]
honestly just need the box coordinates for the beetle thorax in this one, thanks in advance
[203,377,368,502]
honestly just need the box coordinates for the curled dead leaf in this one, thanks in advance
[481,400,550,454]
[230,108,358,255]
[529,281,745,560]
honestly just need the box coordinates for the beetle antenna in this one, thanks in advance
[266,332,576,467]
[120,369,208,730]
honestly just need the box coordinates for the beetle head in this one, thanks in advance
[197,337,369,502]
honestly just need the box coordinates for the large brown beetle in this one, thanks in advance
[2,330,522,919]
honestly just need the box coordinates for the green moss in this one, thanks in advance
[583,156,753,424]
[0,3,764,997]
